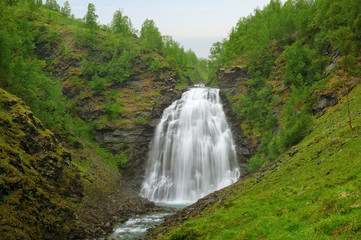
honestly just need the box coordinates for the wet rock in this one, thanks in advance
[219,90,256,167]
[217,66,250,91]
[62,81,84,99]
[121,88,182,190]
[317,160,324,165]
[313,93,338,115]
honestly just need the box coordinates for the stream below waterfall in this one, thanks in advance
[107,203,187,240]
[107,212,170,240]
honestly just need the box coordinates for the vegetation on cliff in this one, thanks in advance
[209,0,361,172]
[148,84,361,239]
[0,89,85,239]
[0,0,207,238]
[146,0,361,239]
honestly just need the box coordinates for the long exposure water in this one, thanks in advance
[140,87,240,204]
[107,213,170,240]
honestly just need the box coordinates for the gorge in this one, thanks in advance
[1,0,361,239]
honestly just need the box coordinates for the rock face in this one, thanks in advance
[0,89,86,239]
[217,66,250,92]
[121,88,182,189]
[312,92,338,115]
[219,91,256,174]
[216,65,256,174]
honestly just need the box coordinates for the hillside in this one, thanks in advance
[146,0,361,239]
[0,88,86,239]
[147,83,361,239]
[0,1,206,239]
[1,0,361,239]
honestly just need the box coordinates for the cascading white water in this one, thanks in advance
[140,87,240,204]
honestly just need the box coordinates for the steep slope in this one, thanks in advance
[0,89,85,239]
[146,80,361,239]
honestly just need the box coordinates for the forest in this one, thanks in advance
[208,0,361,172]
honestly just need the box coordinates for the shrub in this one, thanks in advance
[279,102,312,148]
[104,99,121,120]
[133,116,148,125]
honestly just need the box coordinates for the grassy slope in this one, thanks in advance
[155,83,361,239]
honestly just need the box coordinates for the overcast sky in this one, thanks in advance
[57,0,276,58]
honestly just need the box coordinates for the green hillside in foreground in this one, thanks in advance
[148,80,361,240]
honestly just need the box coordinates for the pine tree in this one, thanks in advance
[84,3,98,30]
[111,9,135,35]
[139,19,162,51]
[45,0,59,12]
[61,1,71,18]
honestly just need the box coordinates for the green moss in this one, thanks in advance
[133,115,149,125]
[0,89,86,239]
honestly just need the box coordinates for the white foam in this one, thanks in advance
[140,87,240,204]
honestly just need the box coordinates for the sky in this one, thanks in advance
[57,0,275,59]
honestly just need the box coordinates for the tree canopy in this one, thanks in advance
[84,3,98,29]
[140,19,163,51]
[111,9,135,36]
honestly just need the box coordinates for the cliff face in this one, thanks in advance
[216,66,256,175]
[59,57,185,190]
[0,89,85,239]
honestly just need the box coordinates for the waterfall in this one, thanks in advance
[140,87,240,204]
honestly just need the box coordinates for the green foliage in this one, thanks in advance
[210,0,360,79]
[60,1,71,18]
[235,82,275,132]
[75,28,97,51]
[280,41,324,87]
[118,151,130,168]
[108,49,134,83]
[133,115,148,125]
[88,73,107,94]
[247,130,280,172]
[162,35,186,67]
[279,102,312,148]
[44,0,59,12]
[140,19,162,51]
[111,9,135,36]
[139,53,164,72]
[104,98,121,120]
[84,3,98,30]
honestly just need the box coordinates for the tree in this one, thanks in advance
[111,9,135,36]
[44,0,59,12]
[36,0,42,8]
[139,19,162,51]
[84,3,98,30]
[61,1,71,18]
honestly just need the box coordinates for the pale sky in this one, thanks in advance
[57,0,276,58]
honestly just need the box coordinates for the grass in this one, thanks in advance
[156,83,361,239]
